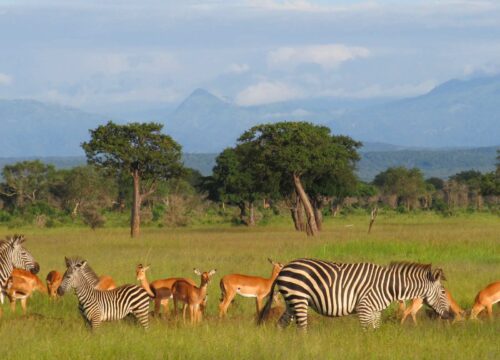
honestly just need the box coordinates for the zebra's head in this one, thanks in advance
[7,235,40,274]
[424,268,452,320]
[57,257,87,296]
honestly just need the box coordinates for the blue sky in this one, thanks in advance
[0,0,499,112]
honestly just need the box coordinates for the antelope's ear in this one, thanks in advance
[194,268,202,276]
[208,269,217,276]
[268,258,273,264]
[432,268,446,281]
[65,257,70,267]
[144,265,150,271]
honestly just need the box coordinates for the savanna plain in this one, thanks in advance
[0,213,498,359]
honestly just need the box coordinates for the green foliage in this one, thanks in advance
[82,121,183,180]
[373,167,427,207]
[0,160,55,208]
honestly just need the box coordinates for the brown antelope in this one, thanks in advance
[135,264,196,316]
[96,275,116,290]
[219,258,284,317]
[470,281,500,320]
[399,288,465,324]
[6,269,47,314]
[172,269,216,324]
[46,270,63,298]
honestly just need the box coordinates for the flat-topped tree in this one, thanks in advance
[82,121,183,237]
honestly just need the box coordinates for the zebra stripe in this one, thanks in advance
[260,259,451,330]
[58,257,150,330]
[0,235,39,298]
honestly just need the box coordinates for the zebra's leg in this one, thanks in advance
[291,298,309,331]
[132,307,150,330]
[358,308,382,329]
[90,317,101,330]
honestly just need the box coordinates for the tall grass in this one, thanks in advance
[0,213,498,359]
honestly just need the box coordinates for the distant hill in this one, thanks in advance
[2,146,497,180]
[0,99,108,157]
[335,76,500,148]
[1,75,499,155]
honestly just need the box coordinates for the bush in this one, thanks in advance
[81,207,106,230]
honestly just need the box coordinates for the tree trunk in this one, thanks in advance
[131,170,142,238]
[248,202,256,226]
[293,174,318,236]
[238,201,247,225]
[290,192,305,231]
[312,198,323,231]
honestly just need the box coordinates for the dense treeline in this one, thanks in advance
[0,122,498,235]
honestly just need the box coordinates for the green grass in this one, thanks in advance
[0,213,498,359]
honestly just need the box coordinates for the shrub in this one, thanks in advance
[81,207,106,230]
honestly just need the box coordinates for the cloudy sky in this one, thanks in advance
[1,0,499,112]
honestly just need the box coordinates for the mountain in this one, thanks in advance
[0,99,107,157]
[334,75,500,147]
[1,75,499,156]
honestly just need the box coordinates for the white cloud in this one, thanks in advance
[0,73,12,85]
[246,0,379,13]
[235,81,303,106]
[227,63,250,74]
[268,44,370,70]
[321,80,438,99]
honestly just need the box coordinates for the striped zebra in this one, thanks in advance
[0,235,39,305]
[57,257,150,330]
[259,259,451,330]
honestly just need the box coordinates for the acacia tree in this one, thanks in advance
[82,121,183,237]
[373,167,426,210]
[238,122,359,236]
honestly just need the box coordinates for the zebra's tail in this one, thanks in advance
[257,279,277,326]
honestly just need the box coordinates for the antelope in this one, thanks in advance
[46,270,63,298]
[399,288,465,324]
[470,281,500,320]
[6,269,47,314]
[172,269,216,324]
[46,269,115,298]
[219,258,284,317]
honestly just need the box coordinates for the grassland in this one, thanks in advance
[0,212,498,359]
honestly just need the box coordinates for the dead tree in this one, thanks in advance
[368,206,378,234]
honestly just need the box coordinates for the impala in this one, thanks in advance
[219,258,284,317]
[399,288,464,324]
[470,281,499,320]
[46,270,63,298]
[6,269,47,314]
[135,264,196,316]
[172,269,216,324]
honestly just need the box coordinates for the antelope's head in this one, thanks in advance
[136,264,150,282]
[194,268,217,286]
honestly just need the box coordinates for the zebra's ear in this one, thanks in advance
[432,268,446,281]
[65,257,70,267]
[80,260,87,268]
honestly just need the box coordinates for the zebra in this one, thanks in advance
[259,259,451,330]
[57,257,150,330]
[0,235,39,306]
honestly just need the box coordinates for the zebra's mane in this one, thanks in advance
[387,261,432,273]
[66,257,100,285]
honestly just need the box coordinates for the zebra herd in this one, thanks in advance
[0,234,491,332]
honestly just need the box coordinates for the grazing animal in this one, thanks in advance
[259,259,451,330]
[399,288,465,324]
[135,263,195,316]
[172,269,216,324]
[0,235,39,313]
[219,258,284,317]
[46,270,63,299]
[258,292,285,323]
[470,281,500,320]
[6,269,47,314]
[57,257,150,330]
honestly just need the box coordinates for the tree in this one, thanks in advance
[82,121,183,237]
[0,160,55,209]
[205,147,261,225]
[373,167,426,211]
[237,122,360,236]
